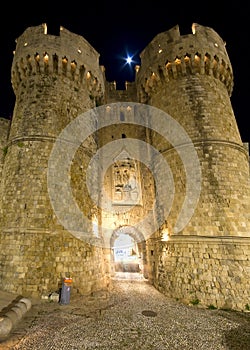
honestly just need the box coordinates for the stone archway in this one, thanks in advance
[110,225,147,279]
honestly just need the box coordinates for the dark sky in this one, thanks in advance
[0,2,249,143]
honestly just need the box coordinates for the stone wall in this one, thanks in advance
[0,23,249,311]
[136,23,250,237]
[152,237,250,311]
[0,230,109,297]
[0,24,109,297]
[136,23,250,311]
[0,118,10,181]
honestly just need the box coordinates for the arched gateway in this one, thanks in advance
[0,23,250,311]
[110,225,147,278]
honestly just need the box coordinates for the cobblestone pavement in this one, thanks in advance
[0,274,250,350]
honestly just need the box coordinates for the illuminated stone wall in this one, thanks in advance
[0,24,109,297]
[136,23,250,310]
[0,118,9,181]
[0,118,10,232]
[0,23,249,310]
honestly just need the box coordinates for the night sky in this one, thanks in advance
[0,2,249,143]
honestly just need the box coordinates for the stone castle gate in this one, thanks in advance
[0,22,249,311]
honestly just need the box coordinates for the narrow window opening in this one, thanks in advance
[120,111,125,121]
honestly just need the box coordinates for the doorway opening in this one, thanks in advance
[110,225,147,280]
[113,232,141,273]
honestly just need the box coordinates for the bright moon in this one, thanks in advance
[126,56,132,64]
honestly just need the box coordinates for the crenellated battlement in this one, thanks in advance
[11,24,105,99]
[136,23,233,98]
[1,22,250,312]
[105,80,137,102]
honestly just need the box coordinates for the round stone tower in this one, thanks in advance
[136,23,250,310]
[0,24,109,297]
[0,22,249,311]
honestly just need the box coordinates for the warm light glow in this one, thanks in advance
[24,42,28,47]
[175,58,181,64]
[62,57,68,64]
[71,60,77,69]
[35,53,40,62]
[43,53,49,63]
[135,65,140,73]
[161,229,169,241]
[78,48,82,54]
[86,71,91,79]
[43,23,47,35]
[192,23,196,34]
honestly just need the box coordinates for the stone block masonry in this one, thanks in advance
[154,237,250,310]
[0,22,249,311]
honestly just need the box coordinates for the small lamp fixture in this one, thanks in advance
[161,228,169,241]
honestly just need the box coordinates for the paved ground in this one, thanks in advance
[0,273,250,349]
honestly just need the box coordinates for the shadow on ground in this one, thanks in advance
[222,310,250,349]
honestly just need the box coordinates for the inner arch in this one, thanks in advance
[110,225,147,279]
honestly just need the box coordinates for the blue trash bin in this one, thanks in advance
[60,277,72,305]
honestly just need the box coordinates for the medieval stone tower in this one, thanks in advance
[0,22,249,311]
